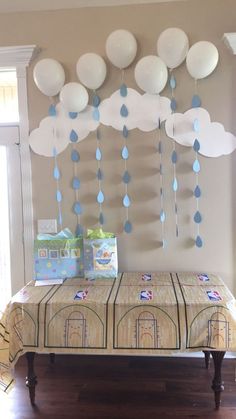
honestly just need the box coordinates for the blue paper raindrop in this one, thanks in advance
[193,118,200,133]
[194,185,201,198]
[160,164,163,175]
[120,84,128,97]
[196,235,203,248]
[48,104,57,117]
[53,166,60,180]
[69,112,78,119]
[70,129,78,143]
[169,75,176,89]
[97,190,105,204]
[53,147,57,157]
[76,223,83,236]
[160,210,166,223]
[194,211,202,224]
[193,139,200,152]
[120,104,128,117]
[73,202,82,215]
[123,194,131,208]
[171,150,177,164]
[172,178,178,192]
[72,177,80,190]
[121,146,129,160]
[92,108,100,121]
[193,159,200,173]
[124,220,132,233]
[123,125,129,138]
[96,147,102,161]
[170,98,177,111]
[93,95,100,107]
[122,170,131,184]
[99,212,104,225]
[97,168,103,180]
[158,141,162,154]
[192,95,201,108]
[71,149,80,162]
[56,190,62,202]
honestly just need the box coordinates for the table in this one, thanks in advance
[1,272,236,409]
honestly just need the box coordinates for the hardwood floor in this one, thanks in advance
[1,354,236,418]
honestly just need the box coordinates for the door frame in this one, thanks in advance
[0,45,38,287]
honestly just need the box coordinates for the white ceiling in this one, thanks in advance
[0,0,189,13]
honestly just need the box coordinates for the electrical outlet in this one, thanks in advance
[37,219,57,234]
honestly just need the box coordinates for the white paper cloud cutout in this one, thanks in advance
[29,102,99,157]
[165,107,236,157]
[99,88,171,132]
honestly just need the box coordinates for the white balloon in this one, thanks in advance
[105,29,137,69]
[186,41,219,79]
[59,82,89,113]
[33,58,65,97]
[157,27,189,69]
[76,53,107,90]
[134,55,168,94]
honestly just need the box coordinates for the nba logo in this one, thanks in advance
[142,273,152,281]
[140,290,153,301]
[74,290,88,300]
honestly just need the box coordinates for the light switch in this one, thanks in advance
[37,219,57,234]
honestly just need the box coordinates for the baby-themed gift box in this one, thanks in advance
[84,228,118,279]
[34,228,84,280]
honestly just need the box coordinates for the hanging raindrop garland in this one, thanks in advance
[157,118,166,248]
[50,103,63,231]
[69,111,83,237]
[169,71,179,238]
[120,73,132,234]
[192,82,203,248]
[92,92,105,226]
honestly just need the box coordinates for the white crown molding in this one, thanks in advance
[223,33,236,55]
[0,45,39,67]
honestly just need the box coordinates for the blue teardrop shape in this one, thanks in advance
[124,220,132,233]
[172,178,178,192]
[170,98,177,111]
[73,202,82,215]
[120,84,128,97]
[70,129,78,143]
[53,166,60,180]
[56,190,62,202]
[194,211,202,224]
[92,108,100,121]
[97,168,103,180]
[160,187,163,197]
[160,164,163,175]
[123,194,131,208]
[194,185,201,198]
[171,150,177,164]
[72,177,80,190]
[53,147,57,157]
[158,141,162,154]
[71,149,80,162]
[192,95,201,108]
[193,139,200,152]
[48,104,57,117]
[160,210,166,223]
[96,147,102,161]
[93,94,100,107]
[99,212,104,225]
[123,170,131,184]
[169,75,176,89]
[196,235,203,248]
[121,146,129,160]
[193,118,200,133]
[120,104,128,117]
[123,125,129,138]
[76,223,83,236]
[193,159,200,173]
[69,112,78,119]
[97,190,105,204]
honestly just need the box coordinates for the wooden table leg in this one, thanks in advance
[25,352,37,406]
[210,351,226,410]
[203,350,210,369]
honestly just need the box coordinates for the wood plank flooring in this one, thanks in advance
[1,354,236,418]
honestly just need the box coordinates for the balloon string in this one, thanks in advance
[96,130,103,225]
[72,143,80,226]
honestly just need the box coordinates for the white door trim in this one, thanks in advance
[0,45,39,286]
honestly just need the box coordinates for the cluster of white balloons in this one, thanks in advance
[33,27,219,111]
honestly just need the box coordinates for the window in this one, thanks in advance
[0,70,19,123]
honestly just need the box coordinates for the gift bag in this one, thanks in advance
[34,229,84,280]
[84,229,118,279]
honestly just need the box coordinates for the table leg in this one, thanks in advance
[25,352,37,406]
[203,350,210,369]
[210,351,226,410]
